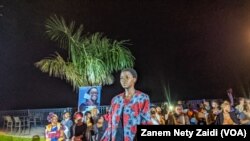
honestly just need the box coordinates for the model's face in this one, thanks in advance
[120,71,136,89]
[90,88,98,101]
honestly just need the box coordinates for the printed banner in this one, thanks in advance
[78,86,102,113]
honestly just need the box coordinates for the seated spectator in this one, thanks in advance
[163,104,171,125]
[207,100,221,125]
[239,101,250,125]
[245,98,250,105]
[203,100,211,112]
[177,100,184,109]
[215,101,239,125]
[186,104,197,125]
[150,107,159,125]
[173,105,190,125]
[196,103,208,125]
[235,97,245,114]
[156,106,165,125]
[187,104,195,119]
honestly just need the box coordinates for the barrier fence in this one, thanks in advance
[0,99,221,127]
[0,106,109,127]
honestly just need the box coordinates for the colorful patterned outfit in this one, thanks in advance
[101,90,151,141]
[45,123,65,141]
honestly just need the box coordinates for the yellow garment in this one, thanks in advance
[86,118,93,127]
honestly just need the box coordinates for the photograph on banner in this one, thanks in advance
[78,86,102,113]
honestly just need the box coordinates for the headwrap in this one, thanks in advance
[47,112,58,122]
[74,112,83,120]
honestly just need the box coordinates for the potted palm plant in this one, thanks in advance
[35,15,135,91]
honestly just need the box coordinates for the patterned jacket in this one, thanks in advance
[101,90,152,141]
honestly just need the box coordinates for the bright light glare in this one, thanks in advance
[169,105,173,111]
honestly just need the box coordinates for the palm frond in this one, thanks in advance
[35,52,67,78]
[106,40,135,72]
[64,63,86,89]
[84,56,107,85]
[35,52,82,89]
[36,15,135,89]
[45,15,84,55]
[45,15,71,50]
[83,33,135,73]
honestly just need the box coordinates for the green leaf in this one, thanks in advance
[35,15,135,90]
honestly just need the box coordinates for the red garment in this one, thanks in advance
[101,90,152,141]
[103,113,110,122]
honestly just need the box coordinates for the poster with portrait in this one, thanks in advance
[78,86,102,113]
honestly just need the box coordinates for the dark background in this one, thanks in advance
[1,0,250,110]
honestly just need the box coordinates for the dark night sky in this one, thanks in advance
[1,0,250,110]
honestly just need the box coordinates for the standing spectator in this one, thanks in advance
[103,107,110,122]
[85,111,94,141]
[45,113,65,141]
[91,107,99,124]
[61,112,73,141]
[71,112,87,141]
[93,115,108,141]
